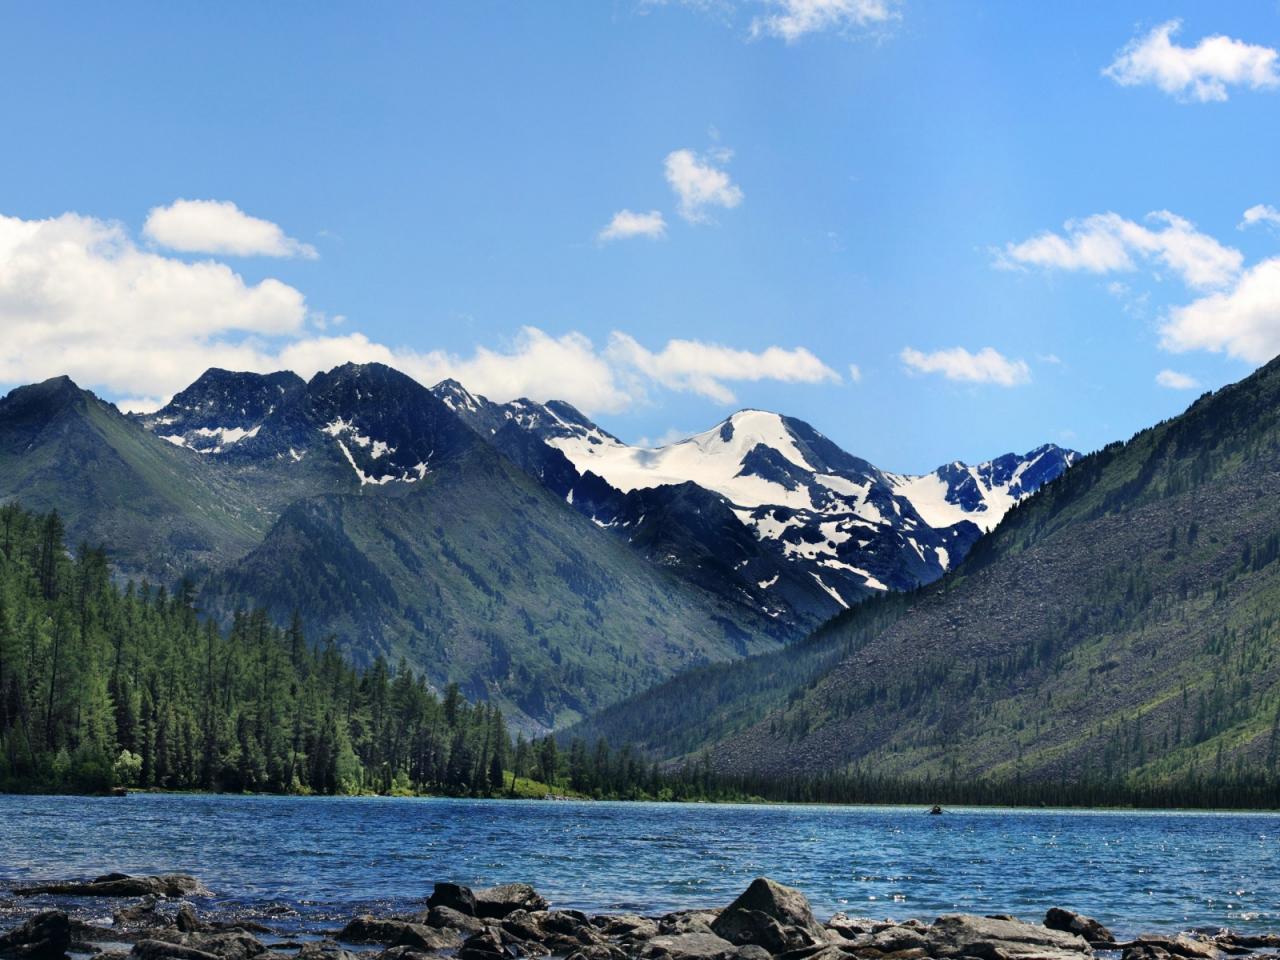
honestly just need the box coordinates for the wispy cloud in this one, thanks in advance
[750,0,900,42]
[1104,20,1280,103]
[1156,369,1200,390]
[999,211,1242,290]
[598,209,668,243]
[1241,204,1280,231]
[900,346,1031,387]
[144,199,318,259]
[664,148,744,223]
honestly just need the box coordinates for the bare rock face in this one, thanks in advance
[0,910,71,960]
[926,915,1093,960]
[17,875,210,899]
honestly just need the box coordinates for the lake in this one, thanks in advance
[1,795,1278,938]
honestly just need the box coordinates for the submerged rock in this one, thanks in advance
[17,875,209,900]
[0,910,71,960]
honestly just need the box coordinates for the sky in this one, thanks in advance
[1,2,1279,473]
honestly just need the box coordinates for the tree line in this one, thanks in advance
[2,503,1278,809]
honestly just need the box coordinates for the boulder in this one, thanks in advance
[639,933,740,960]
[926,915,1092,960]
[713,879,825,942]
[131,941,221,960]
[427,883,478,918]
[176,905,203,934]
[734,948,772,960]
[337,917,461,951]
[457,929,515,960]
[295,942,359,960]
[18,875,210,899]
[1044,910,1114,946]
[1125,937,1216,960]
[593,916,660,941]
[475,885,548,920]
[0,911,72,960]
[710,911,799,954]
[114,898,160,926]
[424,906,488,936]
[660,913,722,938]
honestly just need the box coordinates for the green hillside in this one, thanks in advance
[582,356,1280,789]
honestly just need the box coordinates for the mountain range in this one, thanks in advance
[0,362,1073,731]
[577,355,1280,788]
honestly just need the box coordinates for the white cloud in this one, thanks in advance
[664,148,743,223]
[598,209,668,243]
[607,334,839,403]
[1155,369,1200,390]
[1241,204,1280,230]
[1000,211,1242,290]
[900,346,1031,387]
[750,0,900,42]
[144,199,318,259]
[1159,257,1280,364]
[1104,20,1280,103]
[848,362,863,383]
[0,207,843,416]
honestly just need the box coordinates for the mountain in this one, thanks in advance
[433,380,1077,627]
[0,376,263,580]
[578,357,1280,787]
[0,365,787,732]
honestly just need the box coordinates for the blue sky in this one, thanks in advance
[1,2,1279,473]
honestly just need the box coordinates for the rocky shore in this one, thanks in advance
[2,874,1277,960]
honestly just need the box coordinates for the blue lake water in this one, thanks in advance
[1,795,1279,938]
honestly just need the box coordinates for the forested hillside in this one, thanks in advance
[580,356,1280,793]
[0,503,547,794]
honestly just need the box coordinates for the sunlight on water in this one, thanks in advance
[2,795,1278,937]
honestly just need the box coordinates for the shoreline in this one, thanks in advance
[2,874,1275,960]
[4,788,1280,816]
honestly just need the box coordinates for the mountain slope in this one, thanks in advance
[199,436,784,730]
[0,377,263,580]
[583,357,1280,786]
[434,381,1077,628]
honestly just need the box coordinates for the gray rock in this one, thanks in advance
[713,879,826,942]
[639,933,740,960]
[1044,910,1113,946]
[474,886,548,920]
[131,941,221,960]
[0,911,71,960]
[660,913,722,938]
[176,905,203,935]
[563,947,627,960]
[18,875,210,899]
[337,917,461,951]
[114,898,160,926]
[593,916,660,941]
[294,941,358,960]
[927,915,1092,960]
[426,884,477,918]
[1126,936,1216,960]
[424,906,488,936]
[711,910,802,954]
[734,947,772,960]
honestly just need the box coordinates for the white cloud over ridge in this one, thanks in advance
[0,207,841,416]
[900,346,1031,387]
[599,209,667,242]
[144,199,318,259]
[1104,20,1280,103]
[664,148,743,223]
[1000,211,1242,290]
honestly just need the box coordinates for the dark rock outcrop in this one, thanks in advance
[926,915,1092,960]
[17,875,209,899]
[711,878,825,951]
[426,883,478,917]
[337,917,461,951]
[1044,909,1113,946]
[475,885,548,920]
[0,911,71,960]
